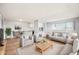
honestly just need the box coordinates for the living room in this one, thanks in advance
[0,3,79,55]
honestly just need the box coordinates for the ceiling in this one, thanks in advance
[0,3,79,23]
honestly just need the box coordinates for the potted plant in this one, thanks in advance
[5,28,11,38]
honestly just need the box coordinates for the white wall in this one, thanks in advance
[3,20,33,39]
[4,20,32,31]
[74,17,79,38]
[0,14,2,28]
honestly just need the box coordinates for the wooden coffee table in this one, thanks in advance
[36,39,53,54]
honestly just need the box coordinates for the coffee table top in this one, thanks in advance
[36,39,53,51]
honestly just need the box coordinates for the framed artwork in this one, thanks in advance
[15,25,21,30]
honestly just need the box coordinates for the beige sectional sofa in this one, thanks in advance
[17,32,79,55]
[47,32,79,55]
[17,38,78,55]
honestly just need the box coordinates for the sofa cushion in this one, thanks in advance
[49,36,66,43]
[71,36,78,39]
[55,37,66,43]
[73,39,79,53]
[59,44,72,55]
[70,33,78,39]
[66,38,74,44]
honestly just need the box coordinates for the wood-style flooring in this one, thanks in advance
[5,38,20,55]
[5,38,64,55]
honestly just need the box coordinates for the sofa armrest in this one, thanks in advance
[21,37,34,47]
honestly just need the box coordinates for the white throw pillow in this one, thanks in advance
[66,38,74,44]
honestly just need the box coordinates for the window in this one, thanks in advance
[55,23,66,30]
[66,22,74,30]
[51,22,74,31]
[52,24,56,30]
